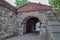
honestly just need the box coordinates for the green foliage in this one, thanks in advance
[15,0,28,8]
[49,0,60,11]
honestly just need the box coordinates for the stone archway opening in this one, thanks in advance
[25,17,41,33]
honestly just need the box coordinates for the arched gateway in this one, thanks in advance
[17,13,47,35]
[1,0,59,40]
[17,2,52,35]
[22,16,41,33]
[26,17,40,33]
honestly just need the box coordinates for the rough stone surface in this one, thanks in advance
[17,11,48,35]
[0,5,17,39]
[0,3,52,40]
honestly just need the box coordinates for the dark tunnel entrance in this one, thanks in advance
[26,17,40,33]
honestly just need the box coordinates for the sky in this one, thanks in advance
[6,0,50,6]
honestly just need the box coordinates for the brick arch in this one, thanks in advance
[22,16,41,24]
[21,16,42,34]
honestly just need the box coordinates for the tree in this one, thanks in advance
[49,0,60,11]
[15,0,28,8]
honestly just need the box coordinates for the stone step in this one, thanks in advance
[47,19,57,21]
[50,26,60,32]
[52,33,60,40]
[56,17,60,19]
[47,13,54,16]
[46,16,57,21]
[47,16,56,19]
[47,18,57,21]
[54,13,60,16]
[46,15,54,17]
[50,24,60,26]
[46,16,56,18]
[46,13,60,40]
[48,21,60,25]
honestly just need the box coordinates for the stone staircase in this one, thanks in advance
[46,13,60,40]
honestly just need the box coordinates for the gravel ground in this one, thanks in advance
[5,33,46,40]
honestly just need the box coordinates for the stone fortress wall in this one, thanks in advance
[0,5,18,39]
[0,5,49,39]
[0,1,53,40]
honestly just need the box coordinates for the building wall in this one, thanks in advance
[17,11,48,35]
[0,4,52,39]
[0,5,17,38]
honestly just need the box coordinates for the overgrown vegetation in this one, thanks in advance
[49,0,60,11]
[15,0,28,8]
